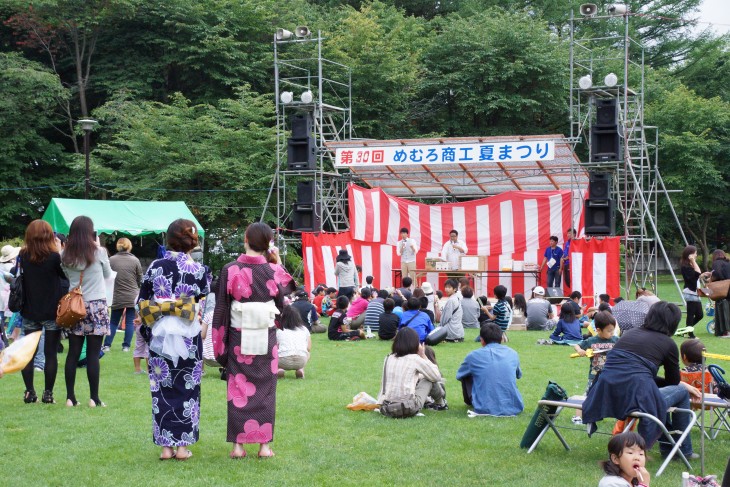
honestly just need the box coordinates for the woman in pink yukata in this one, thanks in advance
[212,223,296,459]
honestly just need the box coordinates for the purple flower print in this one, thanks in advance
[152,275,172,299]
[176,253,200,274]
[184,361,203,389]
[183,398,200,425]
[175,282,195,299]
[149,357,171,392]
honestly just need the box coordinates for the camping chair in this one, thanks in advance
[525,395,697,477]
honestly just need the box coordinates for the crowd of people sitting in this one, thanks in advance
[2,223,730,482]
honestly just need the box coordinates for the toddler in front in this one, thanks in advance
[598,432,650,487]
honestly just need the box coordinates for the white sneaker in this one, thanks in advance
[571,416,583,425]
[101,346,111,352]
[122,347,130,352]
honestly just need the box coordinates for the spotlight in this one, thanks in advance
[295,26,310,38]
[276,29,293,41]
[578,75,593,90]
[604,73,618,87]
[300,90,313,103]
[607,4,628,15]
[579,3,598,17]
[280,91,293,104]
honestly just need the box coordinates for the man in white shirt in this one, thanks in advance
[440,229,468,270]
[396,227,418,286]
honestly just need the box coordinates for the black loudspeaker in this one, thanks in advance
[590,126,620,162]
[585,199,616,236]
[292,203,321,232]
[287,137,317,170]
[296,180,315,206]
[595,98,617,127]
[290,114,313,139]
[588,172,610,200]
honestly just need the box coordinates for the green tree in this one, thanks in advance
[324,1,427,139]
[417,7,568,137]
[0,52,74,238]
[92,85,277,236]
[648,84,730,263]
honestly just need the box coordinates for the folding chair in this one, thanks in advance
[526,395,697,477]
[699,394,730,440]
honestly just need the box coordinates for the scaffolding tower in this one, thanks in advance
[265,29,353,256]
[568,8,686,299]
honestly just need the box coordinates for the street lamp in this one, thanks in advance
[78,118,98,199]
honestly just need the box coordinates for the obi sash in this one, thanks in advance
[138,296,195,326]
[230,300,279,356]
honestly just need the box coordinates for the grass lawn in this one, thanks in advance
[1,301,729,486]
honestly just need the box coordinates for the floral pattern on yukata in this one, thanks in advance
[70,299,111,336]
[212,253,297,444]
[140,251,211,447]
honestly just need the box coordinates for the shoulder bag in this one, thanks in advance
[57,271,87,328]
[7,256,24,313]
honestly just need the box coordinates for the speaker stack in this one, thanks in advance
[590,98,619,162]
[287,114,316,170]
[585,172,615,236]
[292,180,321,232]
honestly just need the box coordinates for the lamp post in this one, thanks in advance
[78,118,98,199]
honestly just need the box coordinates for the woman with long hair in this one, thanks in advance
[138,219,211,461]
[212,222,296,459]
[711,249,730,338]
[61,216,112,408]
[679,245,702,338]
[17,220,66,404]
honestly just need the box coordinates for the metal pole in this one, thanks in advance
[84,129,90,199]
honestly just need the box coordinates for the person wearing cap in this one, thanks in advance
[525,286,556,331]
[290,291,325,333]
[420,282,439,323]
[396,228,418,286]
[334,249,359,300]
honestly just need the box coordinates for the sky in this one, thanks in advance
[696,0,730,36]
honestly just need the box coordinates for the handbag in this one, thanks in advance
[56,271,87,328]
[698,279,730,301]
[379,355,421,418]
[7,257,23,313]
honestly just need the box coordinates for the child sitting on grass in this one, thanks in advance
[276,305,311,379]
[537,301,582,345]
[328,296,365,341]
[572,311,619,424]
[680,338,717,395]
[598,432,650,487]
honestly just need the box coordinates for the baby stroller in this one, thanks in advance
[706,301,715,335]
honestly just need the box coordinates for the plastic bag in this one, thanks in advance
[0,331,42,374]
[346,392,379,411]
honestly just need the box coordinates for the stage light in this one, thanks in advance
[607,4,628,15]
[579,4,597,17]
[579,75,593,90]
[280,91,293,104]
[300,90,313,103]
[295,26,310,38]
[604,73,618,87]
[276,29,293,41]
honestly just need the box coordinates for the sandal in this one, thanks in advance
[66,398,80,407]
[41,390,56,404]
[160,449,176,461]
[23,390,38,404]
[257,450,275,459]
[89,398,107,408]
[229,450,247,460]
[175,450,193,461]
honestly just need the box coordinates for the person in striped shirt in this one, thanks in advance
[480,285,512,333]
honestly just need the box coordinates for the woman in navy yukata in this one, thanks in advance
[138,219,211,461]
[212,222,296,459]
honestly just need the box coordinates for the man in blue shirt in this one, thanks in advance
[560,228,575,289]
[398,297,434,342]
[539,235,563,288]
[456,323,524,416]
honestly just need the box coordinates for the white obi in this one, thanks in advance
[149,299,201,367]
[230,300,279,355]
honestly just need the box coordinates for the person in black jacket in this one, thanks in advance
[679,245,702,338]
[711,249,730,338]
[16,220,66,404]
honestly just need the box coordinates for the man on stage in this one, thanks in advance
[539,236,563,288]
[396,227,418,286]
[441,229,468,270]
[560,228,575,289]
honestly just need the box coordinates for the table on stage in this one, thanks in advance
[392,269,541,295]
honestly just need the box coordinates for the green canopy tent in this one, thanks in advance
[42,198,205,238]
